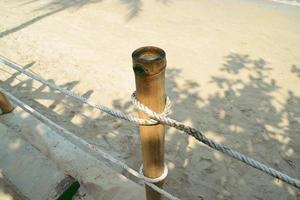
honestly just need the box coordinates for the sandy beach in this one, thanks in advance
[0,0,300,199]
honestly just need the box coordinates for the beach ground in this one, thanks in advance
[0,0,300,199]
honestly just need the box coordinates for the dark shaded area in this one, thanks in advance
[0,52,299,199]
[120,0,142,19]
[291,64,300,78]
[57,181,80,200]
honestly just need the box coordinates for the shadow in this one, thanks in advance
[291,64,300,78]
[108,53,300,199]
[0,0,175,38]
[0,7,65,38]
[120,0,143,19]
[0,0,105,38]
[0,53,299,199]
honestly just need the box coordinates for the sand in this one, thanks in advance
[0,0,300,199]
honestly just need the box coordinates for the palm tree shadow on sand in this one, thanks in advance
[291,64,300,78]
[111,53,300,199]
[0,0,177,38]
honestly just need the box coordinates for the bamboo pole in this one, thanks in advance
[132,46,167,200]
[0,92,14,114]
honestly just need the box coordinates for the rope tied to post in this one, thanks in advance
[0,88,180,200]
[1,55,300,191]
[139,163,169,183]
[131,92,300,189]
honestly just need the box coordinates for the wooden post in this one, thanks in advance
[0,92,14,114]
[132,46,166,200]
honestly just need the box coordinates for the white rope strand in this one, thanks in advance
[1,55,300,189]
[131,92,300,189]
[0,55,171,126]
[0,88,180,200]
[139,163,169,183]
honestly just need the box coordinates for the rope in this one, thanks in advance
[0,55,171,126]
[1,56,300,189]
[139,163,169,183]
[0,88,180,200]
[131,92,300,189]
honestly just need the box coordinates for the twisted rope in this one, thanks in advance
[0,55,172,126]
[1,55,300,190]
[0,88,180,200]
[131,93,300,189]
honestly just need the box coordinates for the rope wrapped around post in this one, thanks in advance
[132,46,168,200]
[1,54,300,190]
[130,92,300,189]
[0,87,180,200]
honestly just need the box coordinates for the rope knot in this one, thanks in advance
[131,91,172,126]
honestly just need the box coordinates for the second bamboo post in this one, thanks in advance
[132,46,166,200]
[0,91,14,114]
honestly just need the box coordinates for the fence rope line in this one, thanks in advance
[0,55,171,126]
[1,56,300,190]
[0,87,180,200]
[131,93,300,188]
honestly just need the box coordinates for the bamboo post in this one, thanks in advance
[0,92,14,114]
[132,46,166,200]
